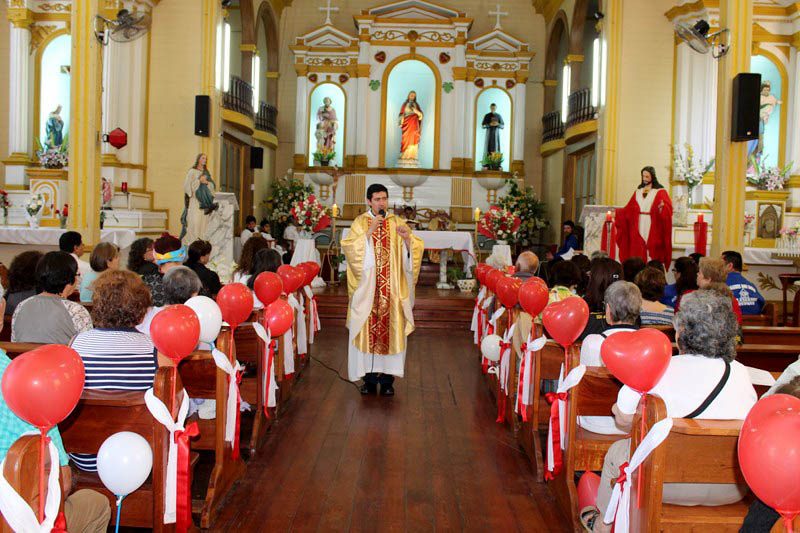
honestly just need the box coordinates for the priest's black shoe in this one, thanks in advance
[360,382,377,395]
[380,385,395,397]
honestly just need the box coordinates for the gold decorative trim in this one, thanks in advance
[751,237,777,248]
[8,7,34,28]
[221,108,255,135]
[240,43,257,53]
[565,54,584,63]
[1,153,36,166]
[543,79,558,87]
[254,130,278,149]
[266,71,280,79]
[702,171,715,184]
[540,138,565,157]
[30,24,60,54]
[787,175,800,187]
[746,189,790,201]
[564,119,598,144]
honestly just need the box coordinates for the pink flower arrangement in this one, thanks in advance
[477,206,521,241]
[290,194,331,233]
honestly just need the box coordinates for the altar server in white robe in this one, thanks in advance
[341,183,424,396]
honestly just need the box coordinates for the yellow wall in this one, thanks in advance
[147,1,204,236]
[612,0,674,205]
[0,2,10,183]
[253,144,276,220]
[542,150,565,243]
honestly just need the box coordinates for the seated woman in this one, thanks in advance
[4,250,42,316]
[233,236,270,284]
[580,258,624,339]
[580,281,641,366]
[661,256,696,307]
[69,270,158,471]
[141,233,186,307]
[547,260,582,303]
[11,251,92,344]
[244,248,283,309]
[185,239,222,298]
[138,266,202,336]
[581,291,757,531]
[635,266,674,325]
[79,242,119,302]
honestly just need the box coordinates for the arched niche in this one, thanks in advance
[474,87,512,172]
[381,57,440,169]
[37,33,71,149]
[750,53,787,168]
[307,82,346,167]
[544,12,569,113]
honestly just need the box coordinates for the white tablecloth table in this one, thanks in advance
[0,227,137,249]
[290,238,326,287]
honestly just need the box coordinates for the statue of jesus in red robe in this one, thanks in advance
[614,166,673,268]
[398,91,423,165]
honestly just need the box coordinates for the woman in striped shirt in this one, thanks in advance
[69,269,158,471]
[635,266,675,326]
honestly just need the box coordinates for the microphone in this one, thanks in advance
[378,209,386,217]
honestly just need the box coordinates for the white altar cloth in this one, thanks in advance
[290,238,326,288]
[0,227,137,250]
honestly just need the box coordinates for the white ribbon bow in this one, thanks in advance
[546,364,586,473]
[490,306,505,327]
[517,334,547,411]
[304,286,322,344]
[471,287,487,343]
[498,324,517,393]
[0,433,61,532]
[211,348,243,445]
[252,323,278,408]
[603,418,674,533]
[288,294,307,356]
[145,388,190,524]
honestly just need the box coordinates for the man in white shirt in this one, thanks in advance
[583,291,757,532]
[580,281,641,366]
[240,215,258,244]
[59,230,90,276]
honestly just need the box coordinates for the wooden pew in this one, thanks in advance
[629,394,750,532]
[0,342,44,358]
[736,344,800,372]
[178,327,245,529]
[740,326,800,346]
[551,355,627,531]
[59,367,186,532]
[742,302,778,326]
[1,435,65,533]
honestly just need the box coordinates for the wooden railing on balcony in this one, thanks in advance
[255,102,278,134]
[566,87,596,129]
[222,75,254,117]
[542,110,565,144]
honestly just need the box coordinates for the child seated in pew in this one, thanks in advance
[580,291,758,532]
[0,284,111,532]
[69,271,159,472]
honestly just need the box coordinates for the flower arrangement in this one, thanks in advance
[496,177,549,247]
[54,203,68,228]
[743,213,755,230]
[35,135,69,169]
[25,194,44,217]
[746,155,792,191]
[481,152,504,170]
[290,193,331,234]
[313,147,336,165]
[780,220,800,239]
[264,170,315,238]
[478,206,521,242]
[673,143,714,194]
[0,189,10,221]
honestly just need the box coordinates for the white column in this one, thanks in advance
[8,24,31,156]
[464,83,477,166]
[344,80,357,161]
[512,81,526,168]
[452,80,466,161]
[786,45,800,171]
[295,75,308,161]
[101,39,119,156]
[356,76,369,159]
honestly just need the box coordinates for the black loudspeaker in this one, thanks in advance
[250,146,264,169]
[194,95,210,137]
[731,73,761,142]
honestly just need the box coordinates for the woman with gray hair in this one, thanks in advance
[581,290,757,531]
[137,266,202,336]
[580,281,641,366]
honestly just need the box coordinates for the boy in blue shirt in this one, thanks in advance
[722,250,765,315]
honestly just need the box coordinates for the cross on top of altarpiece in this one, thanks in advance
[319,0,339,25]
[489,3,508,30]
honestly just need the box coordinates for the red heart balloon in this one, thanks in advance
[150,304,201,363]
[254,271,283,307]
[1,345,85,430]
[278,265,305,294]
[298,262,317,287]
[485,269,504,293]
[496,276,522,308]
[600,328,672,393]
[541,296,589,348]
[519,277,549,316]
[216,283,254,330]
[738,394,800,519]
[265,298,294,337]
[309,262,321,278]
[476,263,491,285]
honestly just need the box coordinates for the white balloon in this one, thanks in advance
[185,295,223,343]
[481,334,503,362]
[97,431,153,496]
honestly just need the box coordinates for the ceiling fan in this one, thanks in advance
[95,8,151,45]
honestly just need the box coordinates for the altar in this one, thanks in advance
[0,227,137,265]
[289,0,534,223]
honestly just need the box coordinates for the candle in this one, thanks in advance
[474,207,481,222]
[331,203,339,218]
[605,210,612,222]
[121,181,128,193]
[698,214,704,224]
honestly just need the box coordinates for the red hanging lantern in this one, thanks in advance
[103,128,128,149]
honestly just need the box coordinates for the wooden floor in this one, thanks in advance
[210,326,568,532]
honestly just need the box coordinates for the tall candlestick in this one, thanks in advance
[331,203,339,218]
[121,181,128,193]
[698,213,704,224]
[605,210,612,222]
[474,207,481,222]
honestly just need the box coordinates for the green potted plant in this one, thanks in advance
[481,151,504,171]
[313,147,336,167]
[448,267,476,293]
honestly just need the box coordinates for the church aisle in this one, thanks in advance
[210,327,567,532]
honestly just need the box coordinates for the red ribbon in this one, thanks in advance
[51,512,67,532]
[495,341,512,424]
[232,370,243,460]
[517,344,530,422]
[616,461,629,486]
[475,301,483,346]
[264,340,276,419]
[543,391,568,481]
[174,421,199,532]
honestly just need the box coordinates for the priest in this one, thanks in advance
[341,183,424,396]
